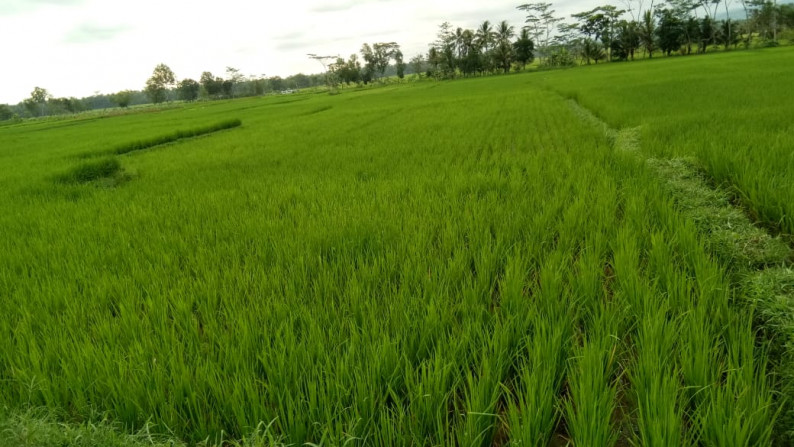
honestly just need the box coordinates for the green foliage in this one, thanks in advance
[177,79,200,102]
[512,28,535,68]
[360,42,401,82]
[145,63,175,104]
[23,86,51,117]
[200,71,224,97]
[0,104,13,121]
[112,90,134,108]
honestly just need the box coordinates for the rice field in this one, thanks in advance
[542,45,794,238]
[0,48,792,446]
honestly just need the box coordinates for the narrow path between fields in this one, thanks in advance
[567,97,794,445]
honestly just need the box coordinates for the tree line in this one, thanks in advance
[421,0,793,76]
[2,0,792,121]
[0,68,334,121]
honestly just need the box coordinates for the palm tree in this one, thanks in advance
[492,21,516,73]
[476,20,495,52]
[455,27,465,60]
[476,21,495,73]
[496,20,515,44]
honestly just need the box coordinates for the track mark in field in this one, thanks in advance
[53,157,131,188]
[567,97,794,444]
[112,119,242,155]
[299,105,332,116]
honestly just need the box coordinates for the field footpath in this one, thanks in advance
[567,97,794,444]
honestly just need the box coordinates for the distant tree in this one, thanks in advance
[513,28,535,68]
[782,3,794,28]
[360,43,376,83]
[572,5,625,60]
[517,3,564,64]
[346,54,363,84]
[699,16,715,52]
[0,104,14,121]
[145,63,175,104]
[394,50,406,79]
[112,90,133,108]
[656,9,684,55]
[476,20,496,52]
[331,54,362,85]
[582,38,606,63]
[361,42,401,82]
[48,97,84,115]
[308,54,339,92]
[409,54,427,77]
[269,76,284,92]
[30,86,49,104]
[428,22,457,78]
[23,86,50,116]
[682,17,700,54]
[613,20,640,60]
[717,19,740,48]
[225,67,245,97]
[177,79,200,101]
[640,10,657,57]
[251,76,267,95]
[200,72,223,98]
[221,80,234,97]
[493,20,516,73]
[375,42,400,78]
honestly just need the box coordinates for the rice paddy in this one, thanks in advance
[1,47,792,446]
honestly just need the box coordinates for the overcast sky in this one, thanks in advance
[1,0,611,104]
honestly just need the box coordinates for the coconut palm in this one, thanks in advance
[476,20,495,52]
[496,20,515,44]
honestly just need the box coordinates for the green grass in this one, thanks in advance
[0,48,791,445]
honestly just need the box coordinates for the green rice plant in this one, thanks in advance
[564,303,622,447]
[628,304,683,446]
[505,312,571,446]
[455,319,516,447]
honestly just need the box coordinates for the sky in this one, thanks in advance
[0,0,742,105]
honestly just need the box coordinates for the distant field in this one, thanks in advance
[1,48,791,445]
